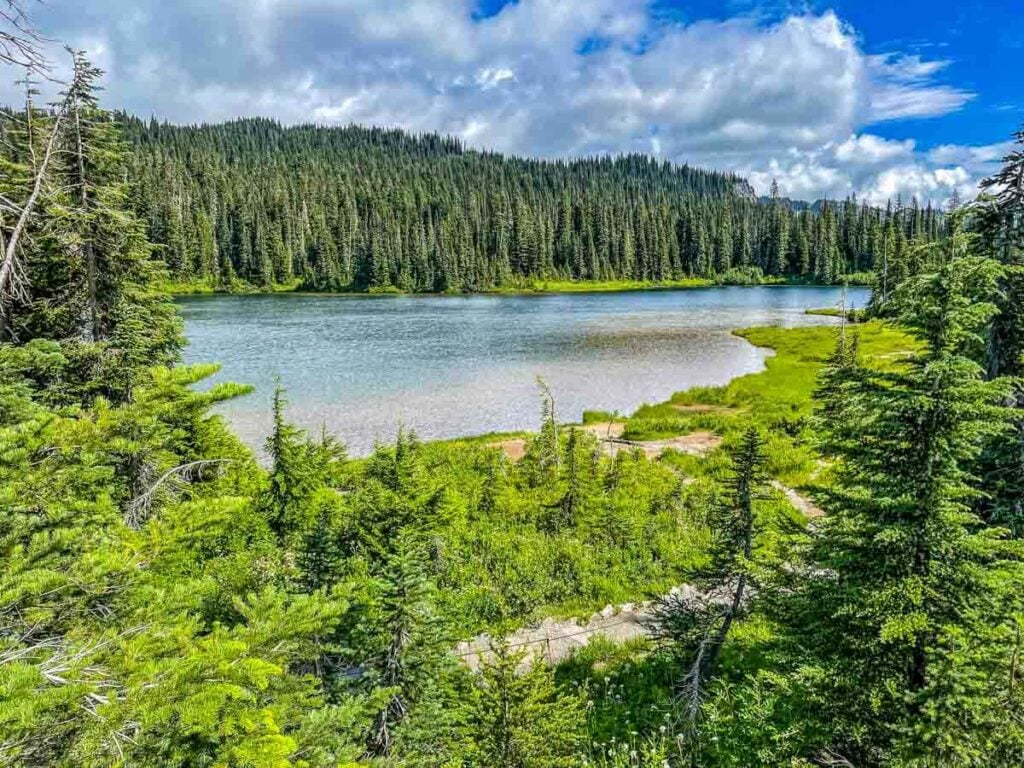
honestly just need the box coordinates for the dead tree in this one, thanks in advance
[0,109,62,318]
[648,427,767,730]
[0,1,47,72]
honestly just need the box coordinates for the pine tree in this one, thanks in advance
[542,427,599,532]
[117,118,931,292]
[264,384,347,541]
[524,377,560,487]
[365,534,447,758]
[769,180,789,275]
[715,206,733,273]
[972,125,1024,533]
[2,52,180,401]
[789,257,1024,763]
[464,643,585,768]
[650,427,769,735]
[298,505,343,593]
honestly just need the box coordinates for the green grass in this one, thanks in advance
[164,274,863,297]
[627,322,913,431]
[805,306,867,322]
[581,410,621,425]
[623,321,916,488]
[164,276,719,297]
[430,429,531,448]
[486,277,716,294]
[156,278,220,295]
[841,270,876,286]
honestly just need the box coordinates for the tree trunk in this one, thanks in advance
[0,114,61,312]
[72,98,99,342]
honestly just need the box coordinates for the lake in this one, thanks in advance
[181,285,869,455]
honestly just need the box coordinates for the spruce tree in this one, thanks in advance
[263,385,347,542]
[298,505,343,593]
[972,125,1024,533]
[650,427,769,739]
[464,643,585,768]
[789,257,1024,763]
[116,117,928,291]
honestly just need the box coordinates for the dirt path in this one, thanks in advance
[489,429,722,463]
[455,585,703,670]
[771,480,824,518]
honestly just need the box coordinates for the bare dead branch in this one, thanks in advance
[124,459,235,528]
[0,1,49,72]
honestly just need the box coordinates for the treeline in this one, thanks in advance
[123,117,944,291]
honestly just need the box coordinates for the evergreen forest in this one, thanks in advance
[125,117,943,293]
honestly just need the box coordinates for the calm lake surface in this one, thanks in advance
[181,286,869,454]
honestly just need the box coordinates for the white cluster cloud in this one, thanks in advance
[744,132,1011,206]
[17,0,1010,205]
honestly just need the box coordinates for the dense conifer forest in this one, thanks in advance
[2,5,1024,763]
[124,117,944,292]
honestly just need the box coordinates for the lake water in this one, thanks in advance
[181,286,869,455]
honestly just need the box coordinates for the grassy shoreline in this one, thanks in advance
[164,274,873,298]
[444,320,912,467]
[427,320,914,629]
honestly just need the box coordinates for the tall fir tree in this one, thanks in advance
[786,257,1024,764]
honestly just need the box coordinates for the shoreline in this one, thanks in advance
[378,320,848,454]
[440,318,908,453]
[166,276,872,299]
[191,293,878,458]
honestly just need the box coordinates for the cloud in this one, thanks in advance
[867,54,974,121]
[9,0,1006,205]
[743,133,1006,206]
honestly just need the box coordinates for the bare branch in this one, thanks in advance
[124,459,235,528]
[0,1,49,72]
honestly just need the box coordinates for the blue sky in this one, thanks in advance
[804,0,1022,149]
[9,0,1021,204]
[476,0,1022,149]
[730,0,1023,149]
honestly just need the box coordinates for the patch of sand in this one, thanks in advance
[491,429,722,462]
[490,438,527,462]
[605,431,722,458]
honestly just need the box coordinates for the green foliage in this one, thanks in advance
[264,384,349,542]
[1,56,182,402]
[778,257,1024,764]
[121,118,942,293]
[0,349,363,766]
[648,428,782,764]
[2,57,1022,768]
[461,644,585,768]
